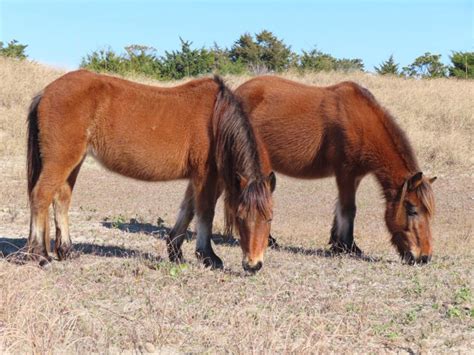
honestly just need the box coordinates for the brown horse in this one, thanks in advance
[237,76,436,264]
[26,70,274,272]
[171,76,436,264]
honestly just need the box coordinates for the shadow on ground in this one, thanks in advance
[0,218,379,264]
[100,217,380,263]
[0,237,163,264]
[100,217,241,247]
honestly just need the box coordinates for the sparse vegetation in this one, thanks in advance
[0,57,473,353]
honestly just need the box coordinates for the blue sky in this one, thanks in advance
[0,0,472,71]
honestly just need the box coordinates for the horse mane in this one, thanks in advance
[416,180,435,217]
[213,76,272,235]
[353,84,435,216]
[352,83,420,174]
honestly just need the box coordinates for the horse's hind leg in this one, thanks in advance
[329,174,363,255]
[28,166,72,264]
[167,182,195,262]
[53,159,84,260]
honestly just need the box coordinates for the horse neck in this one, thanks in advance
[366,111,419,201]
[373,156,410,201]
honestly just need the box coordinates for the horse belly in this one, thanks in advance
[88,122,191,182]
[256,120,334,179]
[270,149,334,179]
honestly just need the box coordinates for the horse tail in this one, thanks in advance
[27,93,43,199]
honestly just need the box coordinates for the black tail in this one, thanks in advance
[27,93,43,199]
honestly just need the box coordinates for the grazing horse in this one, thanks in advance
[235,76,436,264]
[170,76,436,264]
[26,70,274,272]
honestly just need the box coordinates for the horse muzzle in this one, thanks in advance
[242,259,263,274]
[403,252,432,265]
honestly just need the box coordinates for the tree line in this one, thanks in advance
[1,32,473,80]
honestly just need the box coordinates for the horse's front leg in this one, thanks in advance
[329,174,363,255]
[192,173,223,269]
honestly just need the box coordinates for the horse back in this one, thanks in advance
[236,77,382,178]
[236,77,339,178]
[37,70,221,181]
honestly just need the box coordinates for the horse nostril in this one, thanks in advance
[242,260,263,273]
[420,255,431,264]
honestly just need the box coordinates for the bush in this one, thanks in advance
[0,40,28,59]
[297,48,364,73]
[80,48,127,75]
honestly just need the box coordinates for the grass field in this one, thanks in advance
[0,57,473,353]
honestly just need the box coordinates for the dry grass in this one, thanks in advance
[0,58,473,353]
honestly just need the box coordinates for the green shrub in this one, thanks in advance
[0,40,28,59]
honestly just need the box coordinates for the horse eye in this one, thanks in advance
[406,203,418,216]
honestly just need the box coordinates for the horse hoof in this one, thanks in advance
[206,257,224,270]
[39,255,53,268]
[168,249,184,264]
[195,250,224,270]
[56,244,73,261]
[330,242,363,256]
[351,243,363,256]
[268,235,280,249]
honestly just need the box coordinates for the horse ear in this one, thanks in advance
[429,176,437,184]
[268,171,276,192]
[408,172,423,191]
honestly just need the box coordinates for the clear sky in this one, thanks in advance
[0,0,472,71]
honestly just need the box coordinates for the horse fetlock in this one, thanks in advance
[27,242,48,259]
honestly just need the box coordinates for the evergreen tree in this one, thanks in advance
[298,48,336,72]
[449,51,474,79]
[230,30,292,72]
[374,55,399,75]
[160,38,214,80]
[255,30,292,71]
[209,43,247,75]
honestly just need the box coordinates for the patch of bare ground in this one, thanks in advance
[0,58,473,353]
